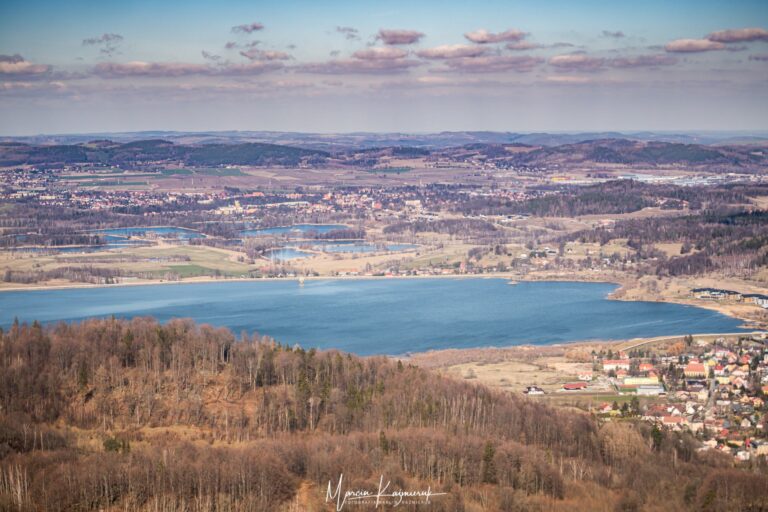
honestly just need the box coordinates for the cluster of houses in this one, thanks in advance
[594,358,668,396]
[593,335,768,462]
[692,287,768,309]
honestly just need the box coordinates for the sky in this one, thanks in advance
[0,0,767,135]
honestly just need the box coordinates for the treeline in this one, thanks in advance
[512,181,654,217]
[1,264,213,285]
[0,318,592,449]
[569,209,768,277]
[385,218,498,236]
[452,181,764,217]
[0,199,352,249]
[501,140,763,169]
[6,234,103,248]
[312,228,366,240]
[0,203,204,249]
[2,266,124,285]
[1,318,767,511]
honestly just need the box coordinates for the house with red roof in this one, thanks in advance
[684,362,707,378]
[603,359,630,371]
[662,416,688,430]
[638,363,654,373]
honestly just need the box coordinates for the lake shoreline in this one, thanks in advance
[394,331,763,363]
[0,272,763,330]
[394,330,765,399]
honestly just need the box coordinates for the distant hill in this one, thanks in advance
[0,140,329,167]
[432,139,766,169]
[0,137,764,170]
[3,130,768,149]
[512,139,762,166]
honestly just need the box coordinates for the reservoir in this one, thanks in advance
[0,279,749,355]
[240,224,347,237]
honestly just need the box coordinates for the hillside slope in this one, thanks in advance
[0,318,766,511]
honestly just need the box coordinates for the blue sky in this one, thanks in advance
[1,0,767,134]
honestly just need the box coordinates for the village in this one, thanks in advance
[693,287,768,310]
[528,332,768,463]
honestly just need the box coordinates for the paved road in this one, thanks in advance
[705,370,718,410]
[616,331,766,352]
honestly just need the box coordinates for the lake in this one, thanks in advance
[9,227,201,254]
[0,279,749,355]
[264,248,314,260]
[240,224,347,237]
[92,227,205,239]
[265,242,421,260]
[311,241,419,253]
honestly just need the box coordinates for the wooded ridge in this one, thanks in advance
[0,317,766,511]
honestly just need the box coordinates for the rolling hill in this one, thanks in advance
[0,140,330,168]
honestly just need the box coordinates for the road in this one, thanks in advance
[616,331,766,352]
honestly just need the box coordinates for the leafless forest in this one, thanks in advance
[0,318,766,511]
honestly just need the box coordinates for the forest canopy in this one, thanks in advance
[0,317,766,511]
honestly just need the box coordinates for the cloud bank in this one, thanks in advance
[376,29,425,45]
[464,29,527,44]
[665,39,725,52]
[232,22,264,34]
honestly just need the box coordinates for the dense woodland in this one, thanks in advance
[453,181,767,217]
[569,209,768,277]
[483,140,765,172]
[0,318,766,511]
[3,138,765,172]
[0,140,329,168]
[385,218,498,237]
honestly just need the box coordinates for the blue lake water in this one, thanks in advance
[265,242,420,258]
[312,241,419,253]
[240,224,347,237]
[0,279,749,355]
[265,248,314,260]
[92,227,205,239]
[8,228,196,254]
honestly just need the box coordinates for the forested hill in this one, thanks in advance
[1,137,765,170]
[518,139,744,165]
[0,139,329,167]
[1,318,766,511]
[440,139,766,169]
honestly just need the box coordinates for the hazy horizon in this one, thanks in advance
[1,0,767,134]
[4,128,768,140]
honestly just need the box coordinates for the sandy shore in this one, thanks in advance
[0,272,516,293]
